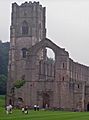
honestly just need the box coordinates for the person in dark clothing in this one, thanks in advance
[34,104,37,111]
[24,106,28,114]
[37,105,39,111]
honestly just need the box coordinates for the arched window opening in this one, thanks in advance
[22,21,29,35]
[22,48,27,58]
[46,47,55,63]
[18,97,23,102]
[38,47,55,79]
[17,97,24,108]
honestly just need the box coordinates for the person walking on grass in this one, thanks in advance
[21,106,25,113]
[37,105,39,111]
[34,104,37,111]
[24,106,28,114]
[6,104,12,114]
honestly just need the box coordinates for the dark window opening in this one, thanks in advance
[22,48,27,58]
[78,84,79,88]
[63,76,64,81]
[22,21,29,35]
[63,63,64,68]
[18,97,23,102]
[87,103,89,111]
[9,99,12,105]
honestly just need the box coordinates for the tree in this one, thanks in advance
[0,41,9,95]
[0,42,10,76]
[0,74,7,95]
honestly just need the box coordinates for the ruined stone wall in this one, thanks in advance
[69,59,89,111]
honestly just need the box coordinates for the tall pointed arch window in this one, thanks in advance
[22,48,27,58]
[22,21,29,35]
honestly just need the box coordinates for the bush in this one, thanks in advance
[14,80,25,88]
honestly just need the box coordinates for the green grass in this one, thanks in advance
[0,108,89,120]
[0,96,89,120]
[0,109,89,120]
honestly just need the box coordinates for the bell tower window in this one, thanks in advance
[22,21,28,35]
[22,48,27,58]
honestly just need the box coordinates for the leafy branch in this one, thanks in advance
[14,79,26,88]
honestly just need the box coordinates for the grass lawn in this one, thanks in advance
[0,108,89,120]
[0,96,89,120]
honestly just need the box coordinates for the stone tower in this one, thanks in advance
[7,1,46,106]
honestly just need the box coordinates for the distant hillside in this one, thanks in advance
[0,41,10,95]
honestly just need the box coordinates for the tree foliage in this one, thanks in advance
[0,74,7,95]
[14,79,26,88]
[0,41,10,76]
[47,57,55,64]
[0,41,10,94]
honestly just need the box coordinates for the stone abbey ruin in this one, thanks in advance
[7,1,89,111]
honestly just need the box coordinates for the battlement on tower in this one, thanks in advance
[11,1,46,41]
[12,1,43,9]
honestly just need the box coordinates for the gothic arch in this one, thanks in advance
[43,93,50,108]
[29,39,57,55]
[22,21,29,35]
[28,38,68,57]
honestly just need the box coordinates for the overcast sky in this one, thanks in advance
[0,0,89,66]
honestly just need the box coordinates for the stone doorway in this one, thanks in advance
[9,99,12,105]
[16,97,24,108]
[87,103,89,111]
[43,93,50,108]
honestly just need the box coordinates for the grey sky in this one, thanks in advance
[0,0,89,66]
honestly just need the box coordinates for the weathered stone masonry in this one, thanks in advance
[7,1,89,111]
